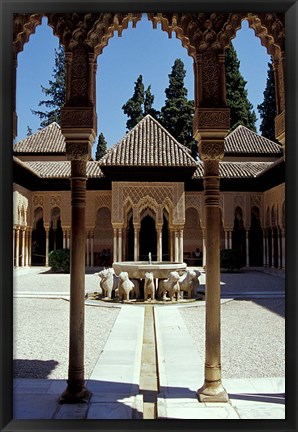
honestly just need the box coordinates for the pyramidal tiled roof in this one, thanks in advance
[16,159,104,178]
[193,161,275,179]
[99,115,198,167]
[13,123,65,153]
[224,125,283,155]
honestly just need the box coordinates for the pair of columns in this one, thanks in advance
[13,225,31,267]
[263,227,285,269]
[171,228,184,263]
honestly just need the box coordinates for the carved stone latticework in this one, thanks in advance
[112,182,185,226]
[234,195,245,211]
[33,195,44,208]
[185,193,202,214]
[66,142,91,162]
[50,195,62,208]
[195,108,230,131]
[250,194,262,210]
[95,193,112,211]
[199,141,225,161]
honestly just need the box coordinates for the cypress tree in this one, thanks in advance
[257,61,277,141]
[95,133,107,161]
[122,75,145,130]
[122,76,159,129]
[159,59,196,157]
[144,85,159,119]
[31,45,66,128]
[225,45,257,132]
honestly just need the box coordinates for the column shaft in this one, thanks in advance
[179,229,184,263]
[15,228,20,268]
[118,228,122,262]
[86,232,90,267]
[113,229,118,262]
[13,227,16,267]
[174,231,179,262]
[90,233,94,267]
[246,230,249,267]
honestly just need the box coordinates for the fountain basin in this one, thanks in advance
[113,261,187,279]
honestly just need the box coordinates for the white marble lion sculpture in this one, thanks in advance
[178,269,201,299]
[144,272,155,301]
[97,268,119,299]
[158,271,180,301]
[118,271,135,301]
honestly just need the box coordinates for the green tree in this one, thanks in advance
[122,75,145,130]
[122,75,159,130]
[225,44,257,132]
[159,59,196,157]
[95,132,107,161]
[144,85,159,119]
[257,61,277,141]
[31,45,66,128]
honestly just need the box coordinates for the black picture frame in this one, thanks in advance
[1,1,297,431]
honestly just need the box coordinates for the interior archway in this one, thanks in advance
[32,207,46,265]
[139,214,157,261]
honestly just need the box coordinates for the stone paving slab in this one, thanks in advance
[154,305,285,420]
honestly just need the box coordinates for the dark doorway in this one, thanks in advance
[249,206,263,266]
[127,216,134,260]
[32,207,46,265]
[232,206,246,267]
[162,214,169,261]
[139,215,157,260]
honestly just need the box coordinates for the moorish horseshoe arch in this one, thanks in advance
[13,11,285,404]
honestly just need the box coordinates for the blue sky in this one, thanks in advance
[16,15,271,156]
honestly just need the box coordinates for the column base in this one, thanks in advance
[197,380,229,403]
[59,381,92,404]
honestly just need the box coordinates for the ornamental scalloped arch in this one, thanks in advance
[14,12,284,59]
[137,195,160,225]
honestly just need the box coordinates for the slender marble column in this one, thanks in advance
[224,231,228,250]
[202,231,206,268]
[15,227,20,268]
[246,230,249,267]
[179,229,184,263]
[278,228,282,269]
[60,159,90,403]
[229,231,232,249]
[281,229,285,269]
[134,225,139,261]
[157,227,162,262]
[118,228,122,262]
[90,233,94,267]
[174,230,179,262]
[271,228,275,267]
[113,228,118,262]
[25,229,29,266]
[263,229,267,267]
[21,227,26,267]
[45,228,49,266]
[28,229,32,267]
[13,227,16,267]
[63,230,67,248]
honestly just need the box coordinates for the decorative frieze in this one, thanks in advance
[199,141,225,161]
[50,195,62,208]
[275,110,285,140]
[95,193,112,210]
[61,108,95,129]
[195,108,230,130]
[33,195,44,208]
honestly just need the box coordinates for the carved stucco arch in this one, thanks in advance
[136,195,160,226]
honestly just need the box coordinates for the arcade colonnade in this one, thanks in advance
[13,12,285,404]
[13,184,285,270]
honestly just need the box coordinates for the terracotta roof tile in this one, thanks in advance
[192,161,274,179]
[13,123,66,153]
[23,161,104,178]
[224,125,283,155]
[99,115,198,167]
